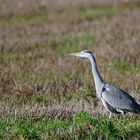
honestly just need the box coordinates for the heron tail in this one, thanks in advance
[134,102,140,113]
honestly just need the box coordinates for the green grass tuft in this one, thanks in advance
[0,112,140,139]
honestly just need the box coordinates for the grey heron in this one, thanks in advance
[69,50,140,117]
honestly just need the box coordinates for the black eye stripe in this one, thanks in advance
[83,50,92,54]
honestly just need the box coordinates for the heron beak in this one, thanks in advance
[69,52,81,57]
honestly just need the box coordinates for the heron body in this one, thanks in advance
[69,50,140,117]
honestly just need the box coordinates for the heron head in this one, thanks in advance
[69,50,93,59]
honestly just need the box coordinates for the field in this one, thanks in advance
[0,0,140,139]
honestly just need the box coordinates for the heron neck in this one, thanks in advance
[89,55,105,98]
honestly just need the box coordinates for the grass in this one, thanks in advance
[108,60,139,76]
[0,0,140,139]
[49,33,96,53]
[79,6,120,21]
[0,112,140,139]
[0,14,44,26]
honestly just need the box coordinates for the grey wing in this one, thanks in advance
[101,98,121,114]
[101,84,137,112]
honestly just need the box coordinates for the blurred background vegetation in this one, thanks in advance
[0,0,140,139]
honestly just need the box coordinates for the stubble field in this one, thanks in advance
[0,0,140,139]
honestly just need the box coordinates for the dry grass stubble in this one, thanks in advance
[0,0,140,119]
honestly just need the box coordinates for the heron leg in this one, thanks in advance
[109,112,112,118]
[122,112,124,117]
[121,111,126,119]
